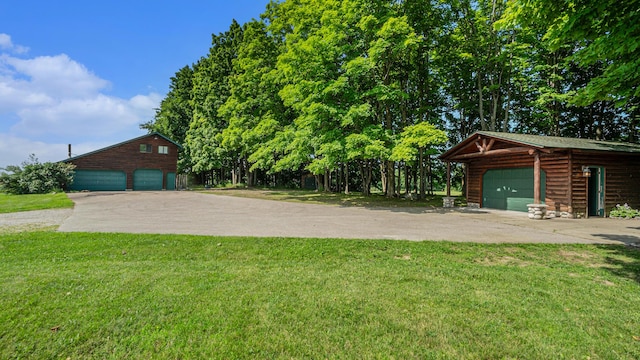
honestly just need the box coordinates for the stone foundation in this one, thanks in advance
[527,204,548,220]
[443,197,456,208]
[467,202,480,209]
[546,210,574,219]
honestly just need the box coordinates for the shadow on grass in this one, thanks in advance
[596,244,640,284]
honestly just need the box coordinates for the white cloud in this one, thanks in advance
[12,93,162,138]
[0,33,29,54]
[0,35,163,168]
[0,134,112,168]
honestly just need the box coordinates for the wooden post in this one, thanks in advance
[585,175,589,219]
[533,152,541,204]
[446,161,451,197]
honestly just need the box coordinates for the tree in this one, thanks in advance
[391,122,448,199]
[218,20,289,186]
[141,65,194,172]
[503,0,640,107]
[0,155,75,194]
[185,20,244,184]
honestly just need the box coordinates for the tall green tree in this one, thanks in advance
[141,65,194,171]
[218,20,288,186]
[185,20,244,182]
[503,0,640,106]
[391,122,448,199]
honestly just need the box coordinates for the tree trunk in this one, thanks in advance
[380,162,387,194]
[360,161,371,196]
[477,70,487,131]
[344,162,350,195]
[324,168,330,192]
[419,147,425,200]
[386,161,395,198]
[427,154,433,195]
[404,162,410,195]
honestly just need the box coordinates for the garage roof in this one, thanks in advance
[441,131,640,161]
[477,131,640,153]
[63,132,182,162]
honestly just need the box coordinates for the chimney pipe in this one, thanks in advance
[68,144,72,158]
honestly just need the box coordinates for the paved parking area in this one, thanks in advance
[53,191,640,244]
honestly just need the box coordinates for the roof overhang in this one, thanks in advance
[440,131,640,162]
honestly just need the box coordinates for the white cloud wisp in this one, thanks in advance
[0,34,162,168]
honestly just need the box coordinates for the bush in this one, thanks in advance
[609,203,640,219]
[0,155,75,194]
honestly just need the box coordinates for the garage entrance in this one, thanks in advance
[482,168,546,212]
[133,169,163,190]
[70,170,126,191]
[166,172,176,191]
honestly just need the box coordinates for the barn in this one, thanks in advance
[65,132,181,191]
[440,131,640,218]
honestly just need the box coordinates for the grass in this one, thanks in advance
[0,193,74,213]
[204,187,467,208]
[1,232,639,359]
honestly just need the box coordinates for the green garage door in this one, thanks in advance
[70,170,126,191]
[134,169,163,190]
[482,168,546,212]
[166,172,176,191]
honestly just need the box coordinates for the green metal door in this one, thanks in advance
[166,172,176,191]
[482,168,546,212]
[70,170,126,191]
[133,169,163,190]
[588,167,605,217]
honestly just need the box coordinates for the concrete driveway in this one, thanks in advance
[56,191,640,244]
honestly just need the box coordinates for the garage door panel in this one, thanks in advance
[134,169,163,190]
[70,170,126,191]
[166,172,176,191]
[482,168,546,212]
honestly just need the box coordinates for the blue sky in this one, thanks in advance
[0,0,270,168]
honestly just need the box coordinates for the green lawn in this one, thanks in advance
[0,193,74,213]
[204,187,467,207]
[1,232,639,359]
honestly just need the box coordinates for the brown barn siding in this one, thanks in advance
[68,136,179,190]
[465,152,574,214]
[540,153,571,216]
[570,152,640,216]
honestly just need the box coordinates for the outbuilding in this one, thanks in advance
[65,132,181,191]
[440,131,640,218]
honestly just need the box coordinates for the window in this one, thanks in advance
[140,144,152,153]
[158,145,169,154]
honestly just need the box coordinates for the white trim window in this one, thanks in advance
[158,145,169,154]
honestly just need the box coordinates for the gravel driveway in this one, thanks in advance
[47,191,640,244]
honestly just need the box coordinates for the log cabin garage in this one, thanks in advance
[440,131,640,218]
[64,132,181,191]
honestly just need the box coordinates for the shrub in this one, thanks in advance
[609,203,640,219]
[0,155,75,194]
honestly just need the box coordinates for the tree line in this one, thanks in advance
[142,0,639,197]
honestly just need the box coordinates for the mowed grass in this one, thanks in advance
[0,193,74,213]
[1,232,639,359]
[205,188,467,208]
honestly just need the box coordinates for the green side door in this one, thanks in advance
[588,167,605,217]
[482,168,546,212]
[166,172,176,191]
[133,169,163,191]
[70,170,126,191]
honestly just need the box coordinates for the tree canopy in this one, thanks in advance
[143,0,639,194]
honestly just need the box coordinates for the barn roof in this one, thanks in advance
[441,131,640,161]
[63,132,182,162]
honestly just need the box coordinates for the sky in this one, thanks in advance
[0,0,270,169]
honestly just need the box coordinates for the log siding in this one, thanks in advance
[443,132,640,218]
